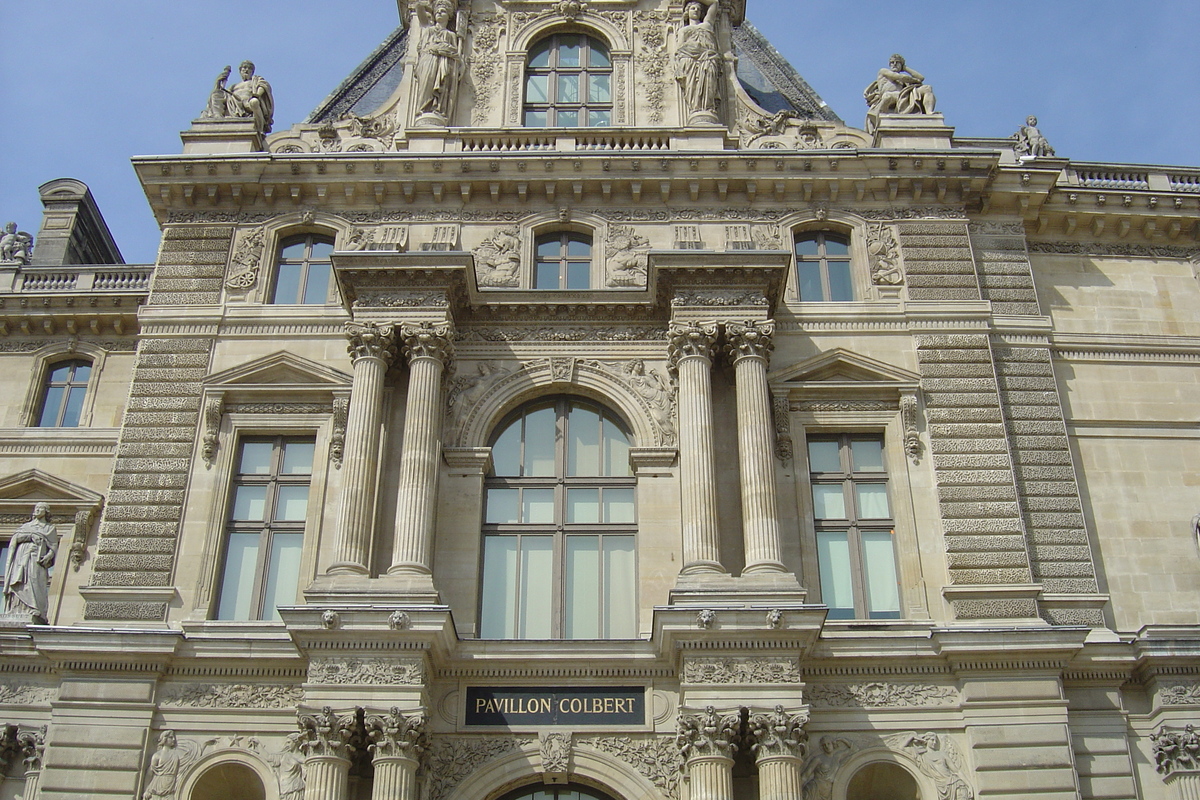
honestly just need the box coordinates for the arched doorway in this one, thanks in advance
[494,783,621,800]
[190,761,266,800]
[846,761,920,800]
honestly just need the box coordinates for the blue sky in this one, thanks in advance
[2,1,1196,264]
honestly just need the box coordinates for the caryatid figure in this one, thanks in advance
[675,0,722,124]
[412,0,464,125]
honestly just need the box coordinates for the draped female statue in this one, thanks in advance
[674,0,722,125]
[412,0,463,126]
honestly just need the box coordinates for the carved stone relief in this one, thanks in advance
[772,396,792,464]
[159,682,303,709]
[681,656,802,684]
[468,14,506,126]
[866,223,904,286]
[899,393,922,461]
[474,227,522,287]
[887,732,973,799]
[605,226,650,287]
[445,361,514,434]
[0,683,56,705]
[806,682,958,708]
[578,735,682,798]
[224,226,267,291]
[800,736,855,800]
[671,289,768,307]
[582,359,677,447]
[1160,682,1200,706]
[676,706,741,760]
[307,657,426,685]
[459,326,666,342]
[424,736,533,800]
[633,11,670,125]
[540,731,571,775]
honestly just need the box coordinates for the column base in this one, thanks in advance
[326,561,370,577]
[670,571,806,606]
[305,574,440,605]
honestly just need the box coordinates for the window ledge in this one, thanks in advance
[0,427,119,455]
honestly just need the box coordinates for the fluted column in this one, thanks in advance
[298,708,356,800]
[1165,773,1200,800]
[748,706,809,800]
[676,706,740,800]
[668,321,724,574]
[725,319,786,573]
[389,322,454,576]
[366,709,428,800]
[330,322,397,575]
[1154,725,1200,800]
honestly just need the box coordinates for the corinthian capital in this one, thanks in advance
[747,705,809,760]
[365,708,429,761]
[296,707,357,760]
[724,319,775,365]
[346,321,398,364]
[676,706,741,761]
[400,321,455,366]
[668,321,719,367]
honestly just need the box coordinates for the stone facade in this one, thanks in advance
[1,2,1198,799]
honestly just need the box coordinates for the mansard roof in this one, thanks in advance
[306,17,837,125]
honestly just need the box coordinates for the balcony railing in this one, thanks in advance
[3,265,153,294]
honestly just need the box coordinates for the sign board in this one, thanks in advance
[465,686,645,727]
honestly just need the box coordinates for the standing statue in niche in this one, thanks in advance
[1013,115,1056,158]
[201,60,274,134]
[863,53,936,133]
[0,222,33,264]
[2,503,58,624]
[674,0,722,125]
[412,0,463,126]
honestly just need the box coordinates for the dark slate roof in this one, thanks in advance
[307,18,839,125]
[733,22,841,123]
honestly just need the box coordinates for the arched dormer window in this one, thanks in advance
[35,359,92,428]
[269,233,335,305]
[524,33,612,128]
[535,231,592,290]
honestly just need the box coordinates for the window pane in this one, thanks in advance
[558,37,581,67]
[262,532,303,621]
[38,387,64,426]
[486,488,519,524]
[529,41,551,68]
[798,262,823,301]
[589,42,611,68]
[480,536,518,638]
[526,74,549,103]
[272,262,303,303]
[535,260,560,289]
[525,110,547,127]
[302,263,331,305]
[73,363,92,382]
[856,483,890,519]
[603,536,636,638]
[567,236,591,257]
[522,488,555,524]
[565,536,600,639]
[795,235,820,256]
[518,537,554,639]
[231,485,268,521]
[567,488,600,524]
[557,74,580,104]
[589,74,610,104]
[602,488,635,523]
[568,404,601,476]
[48,364,73,382]
[862,530,901,618]
[63,385,87,424]
[282,441,315,474]
[812,484,846,520]
[491,422,521,476]
[217,532,260,620]
[807,440,841,473]
[816,531,855,619]
[603,419,630,476]
[310,241,334,259]
[275,485,310,521]
[280,241,305,259]
[238,442,274,475]
[558,109,579,127]
[823,234,850,255]
[523,406,556,475]
[828,260,853,302]
[537,238,561,257]
[566,260,589,290]
[850,439,885,472]
[588,110,611,127]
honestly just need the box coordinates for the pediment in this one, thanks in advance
[770,348,920,387]
[0,470,103,524]
[203,352,352,389]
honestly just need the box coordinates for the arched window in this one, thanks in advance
[270,234,335,304]
[846,762,920,800]
[795,230,853,301]
[480,398,636,640]
[524,33,612,128]
[496,785,620,800]
[36,359,92,427]
[535,231,592,289]
[189,761,267,800]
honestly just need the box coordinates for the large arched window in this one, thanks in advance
[270,233,335,304]
[524,33,612,128]
[535,231,592,289]
[480,398,636,640]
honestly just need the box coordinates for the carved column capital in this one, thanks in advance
[676,706,741,761]
[1152,723,1200,777]
[297,707,358,760]
[365,708,429,761]
[747,706,809,761]
[668,321,719,367]
[17,726,46,774]
[723,319,775,366]
[346,321,398,364]
[400,321,455,367]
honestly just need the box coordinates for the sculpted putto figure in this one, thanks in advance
[201,60,274,133]
[1013,115,1056,158]
[412,0,463,125]
[674,0,721,124]
[864,53,936,133]
[0,222,33,264]
[3,503,57,623]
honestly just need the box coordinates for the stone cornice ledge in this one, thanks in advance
[29,623,182,670]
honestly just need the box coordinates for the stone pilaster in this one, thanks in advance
[667,322,724,574]
[747,706,808,800]
[676,706,740,800]
[389,321,454,578]
[366,709,427,800]
[297,708,357,800]
[330,322,397,575]
[724,319,786,574]
[17,726,45,800]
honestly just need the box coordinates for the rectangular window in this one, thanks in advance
[795,231,853,301]
[808,434,900,620]
[216,436,314,621]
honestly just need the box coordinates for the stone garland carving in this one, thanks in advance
[159,682,303,709]
[0,222,34,264]
[365,708,429,759]
[867,223,904,286]
[459,326,667,342]
[468,14,506,126]
[224,227,267,290]
[671,290,768,307]
[579,736,682,797]
[900,394,922,461]
[0,683,57,705]
[605,226,651,287]
[1161,683,1200,706]
[800,736,855,800]
[806,683,958,708]
[1029,241,1200,260]
[307,657,426,686]
[748,706,809,760]
[863,54,936,134]
[330,395,349,468]
[1152,724,1200,775]
[887,732,973,800]
[143,730,202,800]
[400,321,455,367]
[772,396,793,464]
[353,290,450,308]
[296,707,357,760]
[201,394,223,467]
[69,507,95,571]
[474,227,521,287]
[676,706,741,760]
[224,403,332,415]
[540,731,572,774]
[266,735,306,800]
[0,339,135,353]
[424,737,533,800]
[793,400,896,413]
[346,321,398,364]
[1012,116,1055,158]
[724,319,775,363]
[682,656,802,685]
[633,11,670,124]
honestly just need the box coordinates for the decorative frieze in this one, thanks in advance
[0,683,56,705]
[681,656,802,685]
[672,290,768,307]
[424,736,533,800]
[1161,682,1200,706]
[159,682,302,709]
[806,682,958,708]
[307,657,426,686]
[578,735,682,798]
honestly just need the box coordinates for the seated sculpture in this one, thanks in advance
[1013,115,1056,158]
[864,53,936,133]
[201,60,274,134]
[0,222,33,264]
